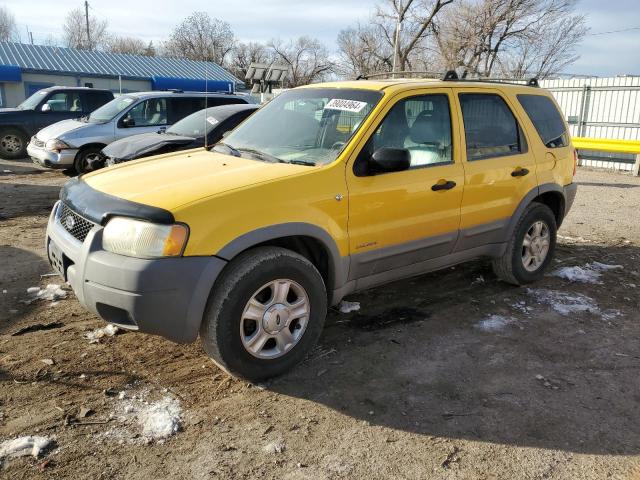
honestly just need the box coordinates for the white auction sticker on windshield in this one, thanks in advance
[206,116,219,126]
[324,99,368,113]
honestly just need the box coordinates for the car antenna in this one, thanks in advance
[204,57,209,151]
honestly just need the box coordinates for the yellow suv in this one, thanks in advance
[46,74,577,380]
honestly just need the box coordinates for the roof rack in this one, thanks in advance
[442,69,540,87]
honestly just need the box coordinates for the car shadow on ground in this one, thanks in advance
[577,181,639,189]
[270,244,640,456]
[0,245,53,334]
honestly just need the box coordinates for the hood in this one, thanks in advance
[83,149,310,212]
[36,119,87,142]
[103,132,196,160]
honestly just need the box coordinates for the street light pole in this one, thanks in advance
[392,13,401,78]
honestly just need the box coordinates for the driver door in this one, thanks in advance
[115,98,168,141]
[346,88,464,281]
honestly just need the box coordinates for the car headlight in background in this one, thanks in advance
[45,138,71,152]
[102,217,188,258]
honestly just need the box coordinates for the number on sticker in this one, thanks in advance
[324,99,368,113]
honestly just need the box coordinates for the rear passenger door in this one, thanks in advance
[454,89,538,250]
[168,98,206,124]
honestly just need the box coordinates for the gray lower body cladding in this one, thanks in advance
[46,202,225,343]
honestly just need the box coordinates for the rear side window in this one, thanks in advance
[459,93,523,161]
[168,98,205,123]
[517,94,568,148]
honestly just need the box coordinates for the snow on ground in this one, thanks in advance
[338,300,360,313]
[0,436,53,464]
[551,262,623,284]
[527,288,600,316]
[102,391,182,444]
[85,324,119,343]
[24,284,67,303]
[475,315,516,332]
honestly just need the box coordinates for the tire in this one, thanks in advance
[74,146,104,175]
[0,128,28,159]
[200,246,328,381]
[492,202,557,285]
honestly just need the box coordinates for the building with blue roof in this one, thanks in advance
[0,41,244,107]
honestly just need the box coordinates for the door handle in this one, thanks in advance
[431,180,457,191]
[511,167,530,177]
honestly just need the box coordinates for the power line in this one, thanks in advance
[588,26,640,36]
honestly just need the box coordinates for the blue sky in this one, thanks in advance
[4,0,640,76]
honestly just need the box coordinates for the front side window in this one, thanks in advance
[44,92,83,112]
[459,93,523,161]
[358,94,452,174]
[124,98,167,127]
[517,94,568,148]
[219,88,382,166]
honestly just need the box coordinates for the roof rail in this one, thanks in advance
[527,77,539,87]
[355,70,541,88]
[442,70,459,80]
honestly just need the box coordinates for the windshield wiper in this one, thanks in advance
[236,148,282,163]
[214,142,241,157]
[283,159,316,166]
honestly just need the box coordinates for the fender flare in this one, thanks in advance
[504,183,566,241]
[216,222,349,292]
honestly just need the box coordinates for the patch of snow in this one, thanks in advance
[85,324,119,343]
[263,439,286,454]
[527,288,599,316]
[0,436,52,463]
[557,235,591,243]
[511,301,533,314]
[138,397,182,441]
[25,284,67,303]
[475,315,515,332]
[338,300,360,313]
[551,262,623,284]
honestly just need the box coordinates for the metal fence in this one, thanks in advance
[540,76,640,170]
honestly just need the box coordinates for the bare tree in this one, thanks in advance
[433,0,586,78]
[0,6,18,42]
[268,36,334,87]
[107,36,156,56]
[163,12,234,64]
[336,23,394,78]
[63,7,108,50]
[229,41,271,80]
[373,0,454,72]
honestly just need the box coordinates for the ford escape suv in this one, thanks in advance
[46,73,577,380]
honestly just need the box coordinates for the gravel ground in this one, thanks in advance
[1,159,639,479]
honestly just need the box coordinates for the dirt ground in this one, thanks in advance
[1,158,639,480]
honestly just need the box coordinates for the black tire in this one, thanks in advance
[0,127,28,159]
[492,202,557,285]
[73,146,104,175]
[200,246,327,381]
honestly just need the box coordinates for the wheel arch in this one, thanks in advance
[216,223,349,304]
[505,184,567,242]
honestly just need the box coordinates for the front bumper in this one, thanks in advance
[46,202,226,343]
[28,141,77,169]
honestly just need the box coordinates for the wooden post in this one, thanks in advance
[633,153,640,176]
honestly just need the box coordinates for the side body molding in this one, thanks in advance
[216,222,350,300]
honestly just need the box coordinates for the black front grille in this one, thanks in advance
[58,203,96,242]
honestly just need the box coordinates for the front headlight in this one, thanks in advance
[45,138,71,152]
[102,217,189,258]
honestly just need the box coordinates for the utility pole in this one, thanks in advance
[84,1,91,49]
[392,11,403,78]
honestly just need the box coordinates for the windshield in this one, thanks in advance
[87,95,136,123]
[167,108,217,138]
[220,88,382,166]
[18,90,48,110]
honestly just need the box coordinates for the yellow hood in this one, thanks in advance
[84,149,310,211]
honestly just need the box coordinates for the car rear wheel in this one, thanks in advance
[0,128,28,159]
[73,146,105,175]
[200,246,327,381]
[492,202,557,285]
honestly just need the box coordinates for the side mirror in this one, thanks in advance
[41,103,51,113]
[121,117,135,128]
[369,147,410,174]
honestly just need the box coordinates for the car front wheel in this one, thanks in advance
[0,128,28,159]
[200,246,327,381]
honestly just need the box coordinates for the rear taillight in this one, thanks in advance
[573,149,578,176]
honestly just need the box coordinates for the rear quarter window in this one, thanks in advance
[517,94,568,148]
